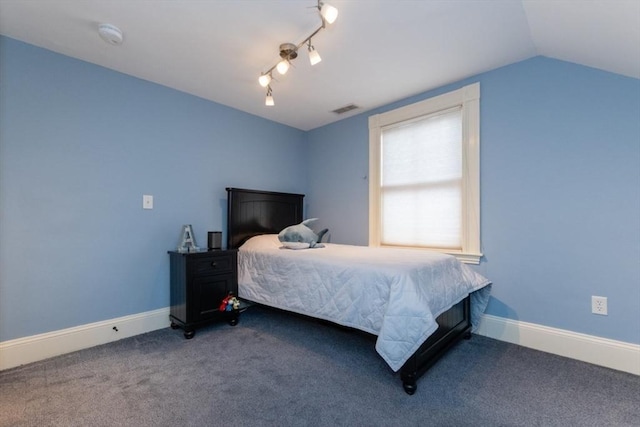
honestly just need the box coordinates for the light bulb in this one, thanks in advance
[308,47,321,66]
[320,3,338,24]
[258,73,271,87]
[265,94,274,106]
[276,60,290,75]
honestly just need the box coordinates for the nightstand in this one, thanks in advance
[168,249,239,339]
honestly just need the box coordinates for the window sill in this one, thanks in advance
[451,252,482,265]
[379,245,482,265]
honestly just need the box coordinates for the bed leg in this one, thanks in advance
[401,374,417,395]
[463,331,472,340]
[402,380,417,395]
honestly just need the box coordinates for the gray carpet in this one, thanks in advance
[1,305,639,426]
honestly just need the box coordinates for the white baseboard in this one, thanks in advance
[2,309,638,376]
[0,307,170,371]
[476,314,640,376]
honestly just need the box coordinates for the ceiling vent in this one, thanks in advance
[331,104,359,114]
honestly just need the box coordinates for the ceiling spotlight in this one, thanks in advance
[276,42,296,75]
[308,41,321,66]
[276,60,290,75]
[319,2,338,25]
[98,23,123,46]
[256,1,338,106]
[265,87,274,106]
[258,73,271,87]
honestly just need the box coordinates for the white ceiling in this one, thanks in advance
[1,0,638,131]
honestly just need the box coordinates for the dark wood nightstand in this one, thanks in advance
[168,249,239,339]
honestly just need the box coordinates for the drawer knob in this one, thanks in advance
[211,261,217,268]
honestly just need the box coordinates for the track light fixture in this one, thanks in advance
[258,0,338,106]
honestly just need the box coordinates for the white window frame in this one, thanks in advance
[368,82,482,264]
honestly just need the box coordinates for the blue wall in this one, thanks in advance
[2,36,639,347]
[307,57,640,344]
[0,37,306,341]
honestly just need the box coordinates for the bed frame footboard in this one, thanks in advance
[400,296,471,395]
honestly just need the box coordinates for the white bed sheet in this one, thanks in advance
[238,234,491,371]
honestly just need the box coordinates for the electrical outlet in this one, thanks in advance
[591,296,608,315]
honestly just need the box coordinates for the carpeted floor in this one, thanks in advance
[1,305,639,426]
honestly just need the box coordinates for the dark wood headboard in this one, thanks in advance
[226,188,304,249]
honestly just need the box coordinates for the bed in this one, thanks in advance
[226,187,491,394]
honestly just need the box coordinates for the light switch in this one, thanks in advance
[143,195,153,209]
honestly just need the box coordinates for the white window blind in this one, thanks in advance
[380,107,462,249]
[368,82,482,264]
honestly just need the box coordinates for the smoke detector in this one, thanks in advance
[98,24,123,46]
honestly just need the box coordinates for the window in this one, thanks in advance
[368,83,482,264]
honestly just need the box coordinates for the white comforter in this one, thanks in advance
[238,234,491,371]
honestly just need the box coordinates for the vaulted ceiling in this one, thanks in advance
[1,0,638,130]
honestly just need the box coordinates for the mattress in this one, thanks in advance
[238,234,491,371]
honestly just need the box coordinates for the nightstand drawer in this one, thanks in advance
[191,253,234,275]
